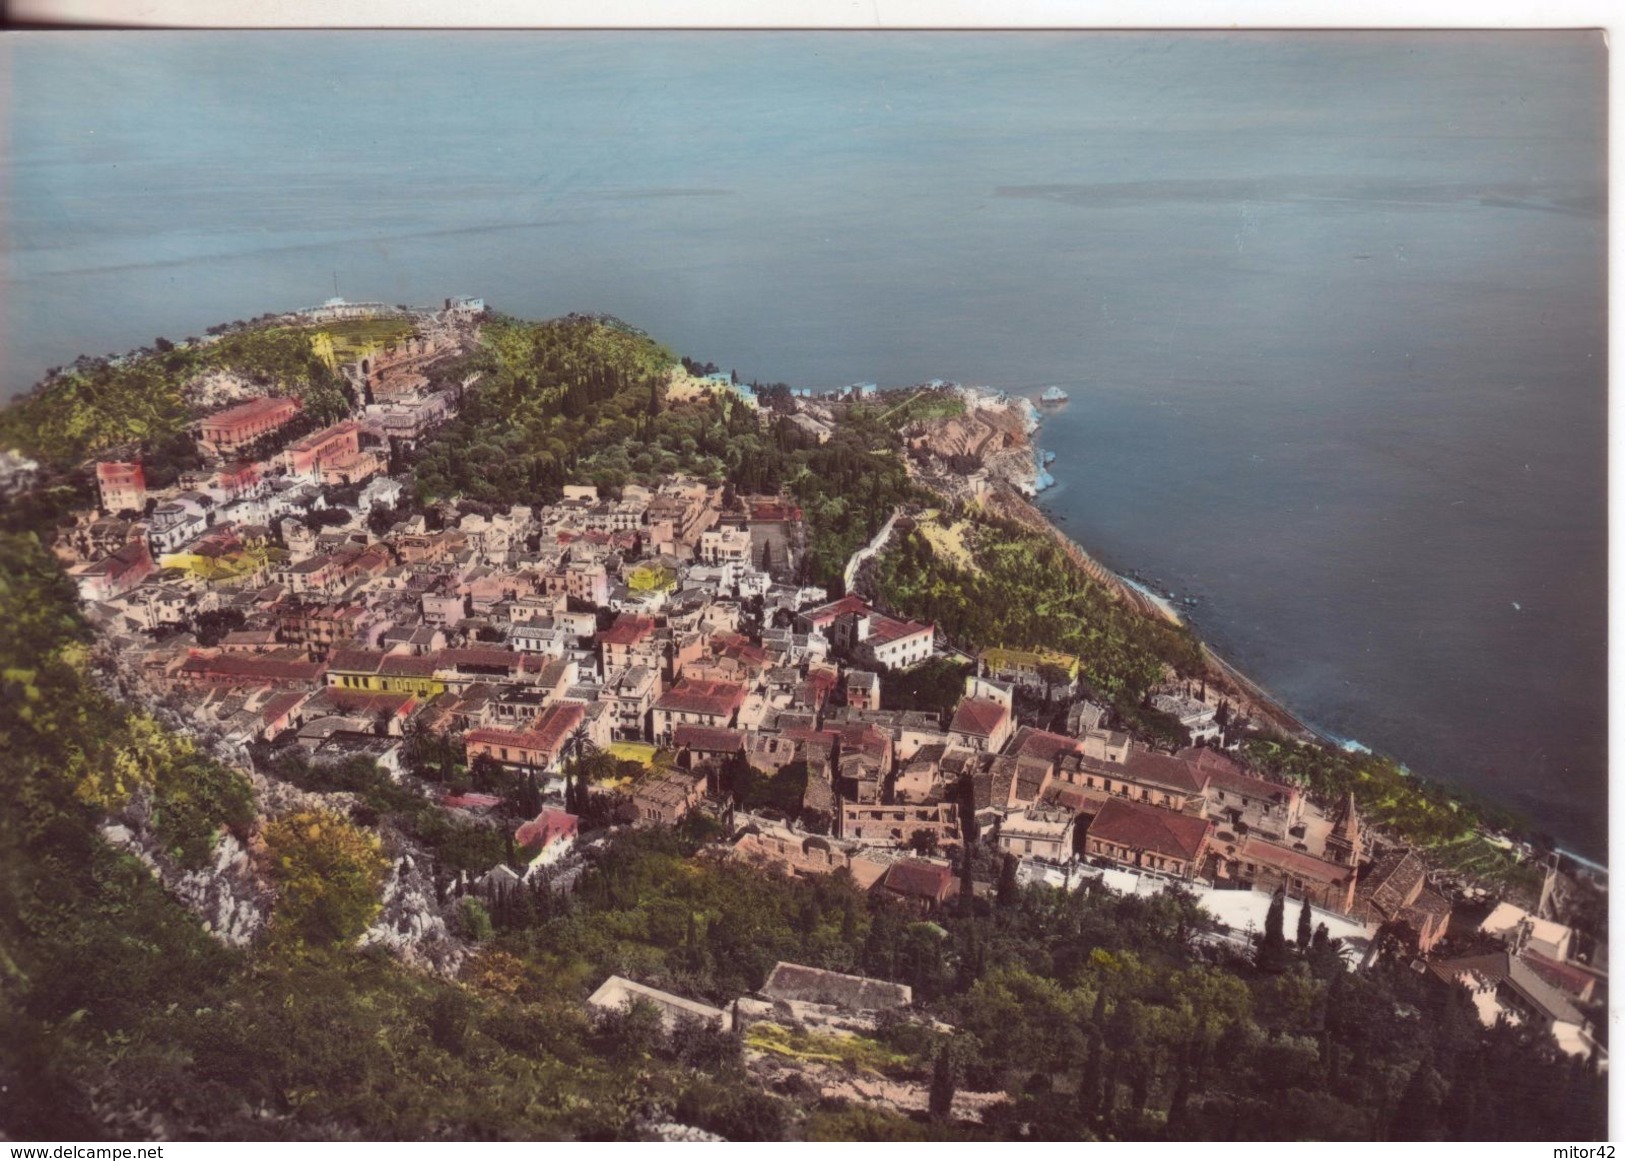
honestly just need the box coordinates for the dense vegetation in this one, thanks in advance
[2,534,254,872]
[255,746,508,877]
[0,324,359,469]
[874,510,1547,893]
[0,311,1600,1141]
[0,531,799,1141]
[874,516,1203,713]
[406,314,918,590]
[474,826,1604,1141]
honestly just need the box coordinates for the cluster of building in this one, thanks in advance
[1421,899,1605,1061]
[49,312,1602,1068]
[68,398,1475,961]
[61,308,482,616]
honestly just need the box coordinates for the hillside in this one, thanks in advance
[0,308,1602,1142]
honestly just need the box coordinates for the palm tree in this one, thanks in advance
[402,715,434,774]
[562,722,598,768]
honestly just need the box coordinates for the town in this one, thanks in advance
[28,295,1604,1100]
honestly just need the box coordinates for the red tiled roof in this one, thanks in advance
[988,754,1020,805]
[673,725,747,753]
[883,859,955,902]
[1012,755,1052,804]
[181,652,326,683]
[656,679,746,718]
[289,553,335,575]
[328,648,386,673]
[1521,948,1595,998]
[466,702,585,758]
[802,593,873,627]
[378,653,442,678]
[1011,726,1083,764]
[598,614,657,647]
[1357,849,1427,919]
[1112,750,1210,796]
[442,792,503,809]
[1087,798,1212,863]
[711,633,772,667]
[784,727,842,747]
[516,808,579,850]
[317,689,416,716]
[203,395,301,428]
[532,701,587,752]
[1043,784,1112,815]
[1201,763,1296,803]
[950,697,1009,739]
[1177,746,1248,777]
[862,613,934,646]
[259,691,308,722]
[87,540,152,576]
[807,668,840,693]
[534,658,575,687]
[438,646,533,672]
[834,722,892,762]
[1232,836,1352,885]
[285,420,362,454]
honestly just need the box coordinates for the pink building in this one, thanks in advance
[199,396,303,456]
[73,539,154,602]
[281,421,362,480]
[515,809,580,864]
[96,461,147,515]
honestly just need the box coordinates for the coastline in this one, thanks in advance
[1012,389,1348,750]
[927,382,1330,748]
[1011,386,1601,872]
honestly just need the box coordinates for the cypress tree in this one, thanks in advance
[1297,895,1314,950]
[1256,886,1289,973]
[1164,1068,1193,1140]
[1077,1031,1103,1126]
[956,922,981,992]
[997,852,1020,911]
[1389,1056,1444,1141]
[928,1043,959,1120]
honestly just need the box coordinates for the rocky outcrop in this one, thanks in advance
[359,848,466,976]
[901,391,1041,500]
[101,795,272,948]
[749,1053,1008,1125]
[182,369,263,412]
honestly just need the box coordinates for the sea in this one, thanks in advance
[2,32,1607,858]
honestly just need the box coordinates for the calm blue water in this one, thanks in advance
[2,32,1606,856]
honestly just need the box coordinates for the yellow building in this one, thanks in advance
[325,648,447,698]
[980,646,1080,684]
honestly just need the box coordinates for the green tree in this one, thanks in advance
[594,996,667,1064]
[1256,886,1289,974]
[263,809,389,947]
[1035,660,1071,702]
[1296,895,1313,950]
[929,1041,959,1120]
[457,896,493,942]
[997,853,1020,911]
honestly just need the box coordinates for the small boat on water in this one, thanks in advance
[1039,386,1069,404]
